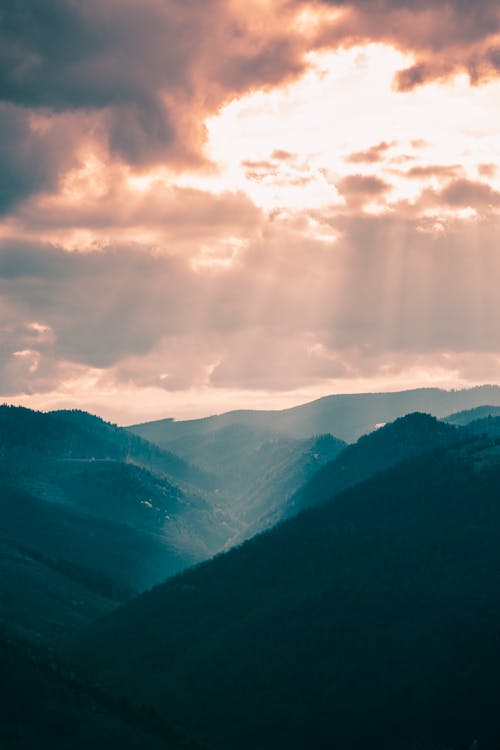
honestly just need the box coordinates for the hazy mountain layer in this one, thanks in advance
[445,405,500,425]
[129,385,500,443]
[143,422,345,541]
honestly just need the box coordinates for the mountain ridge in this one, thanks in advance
[129,385,500,443]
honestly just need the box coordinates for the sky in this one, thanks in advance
[2,0,500,424]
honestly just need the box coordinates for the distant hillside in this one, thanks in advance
[71,435,500,750]
[0,406,238,642]
[0,635,202,750]
[147,423,345,541]
[445,405,500,426]
[287,412,459,517]
[129,385,500,443]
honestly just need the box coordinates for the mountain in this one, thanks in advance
[70,434,500,750]
[0,405,215,491]
[286,412,458,517]
[445,405,500,426]
[0,406,238,641]
[0,635,202,750]
[142,422,345,541]
[129,385,500,443]
[464,417,500,440]
[444,407,500,440]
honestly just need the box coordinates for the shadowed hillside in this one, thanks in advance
[0,406,215,491]
[70,435,500,750]
[0,406,237,641]
[0,635,203,750]
[286,412,458,517]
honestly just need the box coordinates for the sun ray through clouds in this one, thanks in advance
[1,2,500,420]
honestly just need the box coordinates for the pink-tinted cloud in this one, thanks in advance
[346,141,395,164]
[0,0,316,188]
[478,163,497,178]
[307,0,500,89]
[338,174,391,195]
[4,207,500,398]
[404,164,464,180]
[2,1,500,413]
[438,178,500,208]
[10,183,262,249]
[1,0,500,215]
[336,174,391,207]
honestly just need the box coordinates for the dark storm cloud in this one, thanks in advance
[0,103,79,213]
[0,239,69,279]
[0,0,203,168]
[0,0,312,173]
[308,0,500,89]
[1,0,499,213]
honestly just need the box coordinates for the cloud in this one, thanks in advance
[271,149,296,161]
[2,1,500,407]
[0,0,317,179]
[336,174,391,207]
[478,163,498,178]
[242,159,280,181]
[346,141,394,164]
[10,181,263,252]
[0,104,82,213]
[438,178,500,208]
[1,0,499,214]
[0,240,199,374]
[308,0,500,89]
[4,209,500,397]
[409,178,500,213]
[337,174,390,196]
[404,164,464,180]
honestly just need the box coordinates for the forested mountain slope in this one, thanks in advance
[71,435,500,750]
[0,635,203,750]
[445,405,500,426]
[0,406,236,641]
[0,405,215,490]
[287,412,458,517]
